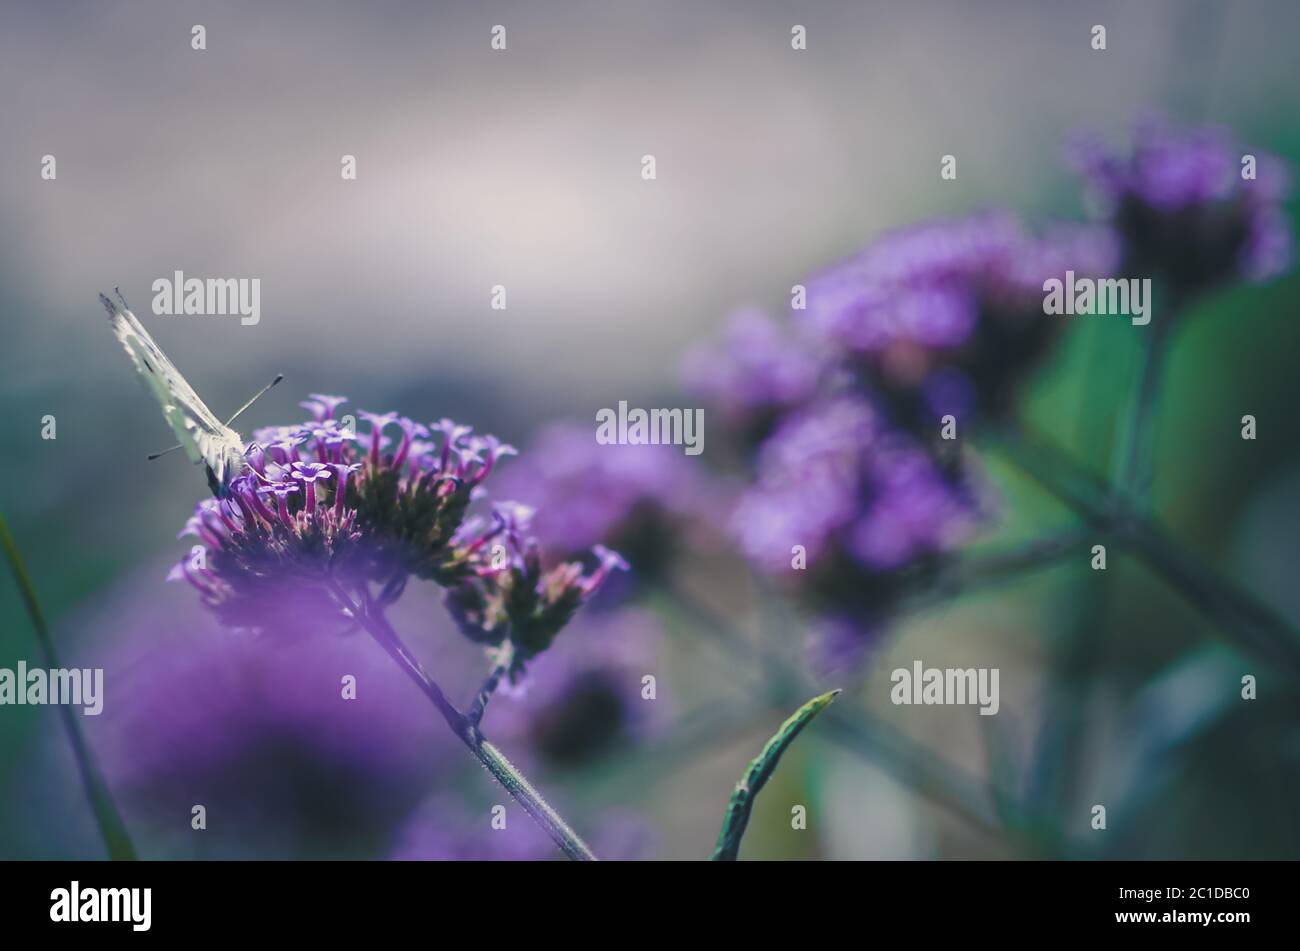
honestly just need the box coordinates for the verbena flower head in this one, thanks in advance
[799,213,1116,429]
[442,503,629,679]
[1071,118,1293,291]
[732,394,987,655]
[493,422,716,587]
[170,397,623,663]
[681,309,822,446]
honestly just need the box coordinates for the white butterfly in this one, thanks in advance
[100,289,279,496]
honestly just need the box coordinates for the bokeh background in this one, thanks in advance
[2,0,1299,859]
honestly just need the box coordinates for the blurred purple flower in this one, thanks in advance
[494,422,719,585]
[681,309,822,445]
[731,395,878,574]
[1071,118,1293,291]
[799,213,1116,428]
[732,395,987,662]
[485,607,668,769]
[300,393,350,422]
[804,614,879,679]
[75,574,455,859]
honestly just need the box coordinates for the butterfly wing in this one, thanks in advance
[100,292,247,487]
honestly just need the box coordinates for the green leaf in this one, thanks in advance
[0,512,137,860]
[711,688,840,861]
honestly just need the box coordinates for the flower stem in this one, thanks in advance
[327,580,597,861]
[1026,320,1126,856]
[996,423,1300,679]
[0,511,137,861]
[466,644,513,728]
[1113,294,1179,508]
[906,528,1092,611]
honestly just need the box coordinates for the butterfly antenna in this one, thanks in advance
[225,374,285,427]
[114,286,131,311]
[147,444,184,461]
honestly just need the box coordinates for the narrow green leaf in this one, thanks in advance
[0,512,137,860]
[711,688,840,861]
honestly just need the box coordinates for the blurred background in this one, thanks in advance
[2,0,1299,860]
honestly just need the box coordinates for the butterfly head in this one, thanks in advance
[207,440,252,497]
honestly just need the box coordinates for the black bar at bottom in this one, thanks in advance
[0,859,1285,938]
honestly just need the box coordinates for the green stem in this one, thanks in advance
[0,512,137,861]
[712,689,840,861]
[466,644,514,728]
[1027,319,1129,854]
[1114,291,1185,509]
[1114,320,1170,504]
[997,422,1114,523]
[907,528,1091,611]
[996,424,1300,679]
[1123,520,1300,678]
[328,579,597,861]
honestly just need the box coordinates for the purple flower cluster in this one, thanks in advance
[685,217,1093,666]
[800,212,1117,427]
[684,219,1085,667]
[442,504,630,677]
[1071,119,1292,291]
[170,396,624,669]
[728,393,987,671]
[680,120,1295,671]
[734,395,985,583]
